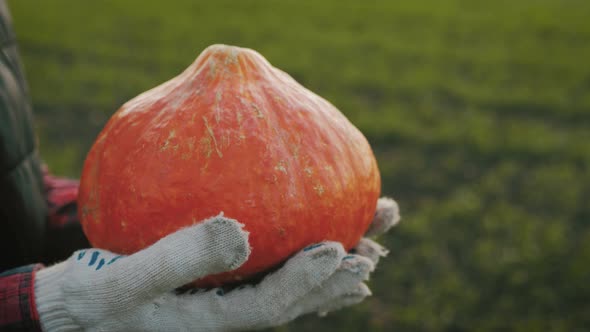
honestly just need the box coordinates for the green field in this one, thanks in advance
[9,0,590,331]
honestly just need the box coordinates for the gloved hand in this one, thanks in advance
[34,197,400,332]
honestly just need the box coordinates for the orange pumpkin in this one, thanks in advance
[78,45,381,287]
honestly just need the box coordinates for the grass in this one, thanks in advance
[9,0,590,330]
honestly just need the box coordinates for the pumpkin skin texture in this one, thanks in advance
[78,45,381,287]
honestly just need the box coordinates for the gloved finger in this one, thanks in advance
[365,197,400,238]
[316,283,372,317]
[253,242,346,307]
[107,214,250,303]
[307,254,374,299]
[183,242,346,330]
[352,238,389,265]
[276,254,374,323]
[257,242,346,308]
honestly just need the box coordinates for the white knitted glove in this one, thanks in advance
[35,198,400,332]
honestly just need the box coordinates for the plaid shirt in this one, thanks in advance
[0,170,79,331]
[0,264,44,331]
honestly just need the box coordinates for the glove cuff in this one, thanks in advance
[35,262,80,331]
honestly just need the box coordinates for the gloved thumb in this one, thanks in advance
[103,214,250,303]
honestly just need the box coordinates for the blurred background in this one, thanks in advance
[9,0,590,331]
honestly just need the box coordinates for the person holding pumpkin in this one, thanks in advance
[0,1,401,331]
